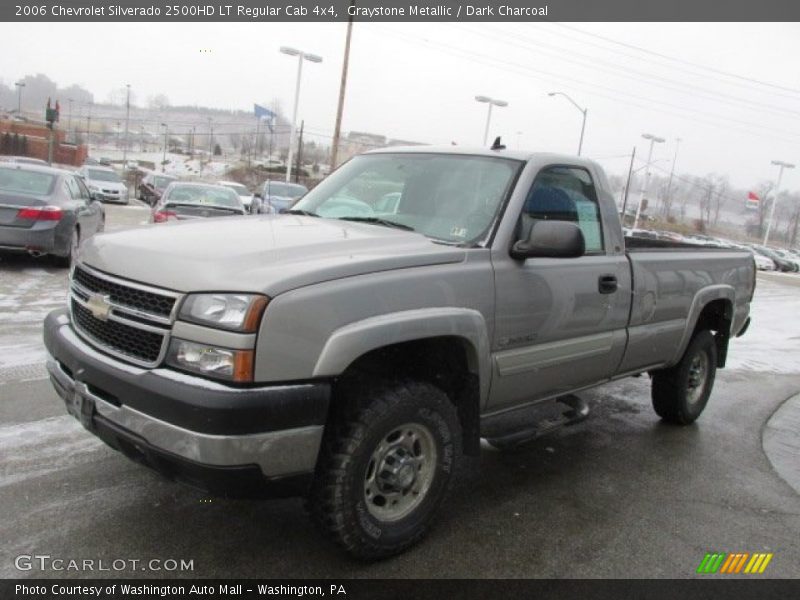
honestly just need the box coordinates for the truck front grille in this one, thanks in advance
[71,300,164,364]
[69,264,181,368]
[73,265,176,318]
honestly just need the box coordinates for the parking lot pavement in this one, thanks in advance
[1,211,799,578]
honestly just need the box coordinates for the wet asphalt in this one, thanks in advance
[1,204,798,579]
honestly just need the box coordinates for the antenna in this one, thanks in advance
[491,136,506,150]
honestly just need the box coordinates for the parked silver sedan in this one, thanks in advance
[0,163,105,267]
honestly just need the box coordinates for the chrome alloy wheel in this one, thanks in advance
[364,423,437,522]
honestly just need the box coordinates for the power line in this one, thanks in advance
[460,24,800,120]
[550,23,800,97]
[371,25,800,145]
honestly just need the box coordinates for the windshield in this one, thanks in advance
[293,153,522,244]
[154,176,175,189]
[265,181,307,198]
[0,167,56,196]
[222,183,249,196]
[162,185,242,208]
[87,169,122,183]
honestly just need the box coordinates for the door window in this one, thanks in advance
[521,166,604,253]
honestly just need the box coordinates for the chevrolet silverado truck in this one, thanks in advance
[44,147,755,559]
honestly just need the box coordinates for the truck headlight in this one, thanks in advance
[179,294,268,332]
[166,338,254,382]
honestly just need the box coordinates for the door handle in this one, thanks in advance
[599,274,618,294]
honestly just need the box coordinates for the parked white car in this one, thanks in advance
[77,166,129,204]
[217,181,254,212]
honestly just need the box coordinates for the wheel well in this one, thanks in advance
[693,299,732,367]
[334,337,481,456]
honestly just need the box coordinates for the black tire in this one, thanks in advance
[52,227,79,268]
[651,329,717,425]
[309,378,462,560]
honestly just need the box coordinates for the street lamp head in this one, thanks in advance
[492,99,508,107]
[642,133,665,143]
[304,53,323,63]
[280,46,301,56]
[771,160,796,169]
[474,95,490,103]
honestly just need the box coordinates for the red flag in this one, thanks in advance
[747,191,760,201]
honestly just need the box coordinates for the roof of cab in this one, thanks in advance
[364,145,601,168]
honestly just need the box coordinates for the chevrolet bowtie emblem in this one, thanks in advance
[86,293,112,321]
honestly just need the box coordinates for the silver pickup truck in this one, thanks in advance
[44,147,754,559]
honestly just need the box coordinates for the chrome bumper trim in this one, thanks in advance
[46,355,323,478]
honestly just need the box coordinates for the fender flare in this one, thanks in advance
[670,284,735,365]
[312,307,492,405]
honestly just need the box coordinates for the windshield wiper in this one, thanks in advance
[284,209,320,217]
[337,216,415,231]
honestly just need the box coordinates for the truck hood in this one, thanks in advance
[79,214,465,295]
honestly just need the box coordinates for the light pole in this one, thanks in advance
[474,95,508,146]
[632,133,665,231]
[763,160,795,246]
[280,46,323,183]
[161,123,168,172]
[122,84,131,164]
[14,81,25,115]
[548,91,588,156]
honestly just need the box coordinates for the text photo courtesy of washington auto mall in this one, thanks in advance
[1,0,800,597]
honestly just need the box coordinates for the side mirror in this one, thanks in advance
[254,193,263,200]
[89,192,101,202]
[510,220,585,260]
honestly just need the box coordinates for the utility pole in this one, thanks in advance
[161,123,168,172]
[295,120,304,184]
[620,146,637,225]
[764,160,795,246]
[330,0,354,172]
[67,99,74,144]
[208,117,214,157]
[85,102,92,146]
[122,84,131,163]
[664,137,682,219]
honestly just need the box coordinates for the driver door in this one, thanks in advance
[488,165,631,411]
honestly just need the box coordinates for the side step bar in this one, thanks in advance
[484,395,590,449]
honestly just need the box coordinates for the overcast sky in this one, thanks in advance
[1,22,799,190]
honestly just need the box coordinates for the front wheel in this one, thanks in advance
[309,378,462,560]
[651,329,717,425]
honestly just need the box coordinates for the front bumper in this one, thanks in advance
[44,309,330,497]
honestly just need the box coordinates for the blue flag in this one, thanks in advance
[254,104,276,132]
[254,104,276,120]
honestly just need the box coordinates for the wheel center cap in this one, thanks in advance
[396,464,416,489]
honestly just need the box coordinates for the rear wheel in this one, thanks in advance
[309,378,461,560]
[52,227,79,268]
[651,329,717,425]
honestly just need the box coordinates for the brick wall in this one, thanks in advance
[0,119,87,166]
